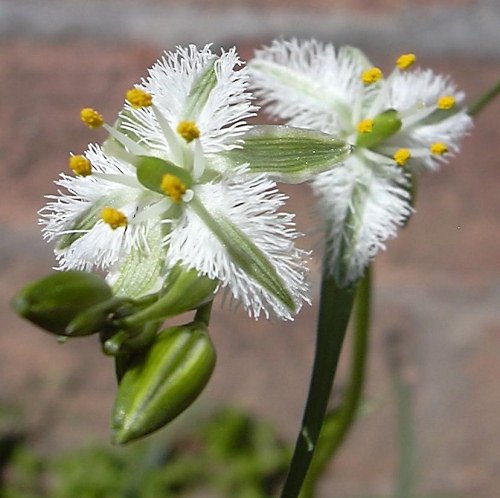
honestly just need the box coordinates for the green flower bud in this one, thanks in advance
[12,271,113,335]
[112,322,216,444]
[117,265,218,330]
[356,109,402,149]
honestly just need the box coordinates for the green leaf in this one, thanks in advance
[112,223,165,299]
[356,109,402,149]
[190,196,296,312]
[183,58,217,121]
[208,125,352,184]
[136,156,193,194]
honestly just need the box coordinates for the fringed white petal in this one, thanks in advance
[388,69,465,111]
[39,145,161,271]
[313,155,412,286]
[249,39,372,134]
[121,45,257,156]
[164,174,310,320]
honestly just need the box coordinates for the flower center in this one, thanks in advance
[177,120,200,143]
[161,174,187,202]
[69,155,92,176]
[101,207,128,229]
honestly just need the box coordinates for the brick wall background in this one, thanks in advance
[1,1,499,496]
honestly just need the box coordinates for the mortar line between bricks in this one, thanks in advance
[0,1,499,59]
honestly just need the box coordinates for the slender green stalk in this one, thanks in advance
[194,300,213,326]
[467,81,500,117]
[279,259,357,498]
[393,370,414,498]
[299,265,372,498]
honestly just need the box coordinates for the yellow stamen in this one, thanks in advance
[357,118,374,134]
[430,142,448,155]
[101,207,128,229]
[396,53,416,70]
[126,88,153,109]
[80,108,104,129]
[177,120,200,143]
[161,174,187,203]
[68,155,92,176]
[393,148,411,166]
[361,67,383,85]
[437,95,456,110]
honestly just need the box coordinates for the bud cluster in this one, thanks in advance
[13,266,218,444]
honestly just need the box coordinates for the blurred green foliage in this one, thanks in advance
[0,408,289,498]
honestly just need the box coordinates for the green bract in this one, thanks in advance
[12,271,113,335]
[118,265,218,329]
[112,322,216,444]
[209,125,352,184]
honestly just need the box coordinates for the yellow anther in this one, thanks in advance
[68,155,92,176]
[80,108,104,129]
[396,53,416,70]
[177,120,200,143]
[126,88,153,109]
[430,142,449,155]
[357,118,375,134]
[437,95,456,110]
[161,174,187,203]
[361,67,383,85]
[393,148,411,166]
[101,207,128,229]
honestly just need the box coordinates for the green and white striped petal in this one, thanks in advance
[314,155,412,286]
[165,174,310,320]
[208,125,352,184]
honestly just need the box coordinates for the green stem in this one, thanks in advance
[394,371,414,498]
[467,81,500,117]
[194,300,213,326]
[299,265,372,498]
[279,259,357,498]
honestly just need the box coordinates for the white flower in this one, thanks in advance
[40,44,311,320]
[249,39,473,285]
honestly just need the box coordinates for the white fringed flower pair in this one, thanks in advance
[40,41,471,320]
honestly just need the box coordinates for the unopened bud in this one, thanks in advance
[112,322,216,444]
[12,271,113,335]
